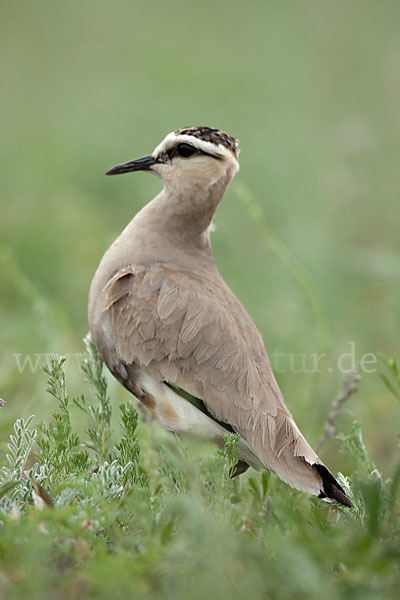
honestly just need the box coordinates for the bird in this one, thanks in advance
[88,126,351,507]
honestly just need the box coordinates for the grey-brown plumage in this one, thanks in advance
[89,127,351,507]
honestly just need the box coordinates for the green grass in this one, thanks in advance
[1,0,400,597]
[1,344,400,600]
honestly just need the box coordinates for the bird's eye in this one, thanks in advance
[177,143,196,158]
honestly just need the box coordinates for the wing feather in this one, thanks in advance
[104,262,322,486]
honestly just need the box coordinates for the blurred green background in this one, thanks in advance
[1,0,399,473]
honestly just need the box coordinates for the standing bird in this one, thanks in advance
[88,126,351,507]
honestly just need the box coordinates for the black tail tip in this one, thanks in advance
[315,464,352,508]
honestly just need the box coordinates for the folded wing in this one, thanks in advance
[104,262,351,506]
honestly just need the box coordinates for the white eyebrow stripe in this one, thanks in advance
[153,132,239,164]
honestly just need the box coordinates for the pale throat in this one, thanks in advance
[153,175,231,238]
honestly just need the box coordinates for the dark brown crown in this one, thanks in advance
[175,126,239,157]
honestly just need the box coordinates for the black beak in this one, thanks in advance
[106,154,159,175]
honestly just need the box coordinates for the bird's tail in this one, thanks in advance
[266,449,352,507]
[249,411,352,507]
[314,463,352,507]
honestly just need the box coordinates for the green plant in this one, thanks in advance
[380,355,400,402]
[0,342,400,600]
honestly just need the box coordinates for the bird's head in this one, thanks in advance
[106,126,240,195]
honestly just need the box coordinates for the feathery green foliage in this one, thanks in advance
[1,346,400,600]
[74,334,113,462]
[379,355,400,403]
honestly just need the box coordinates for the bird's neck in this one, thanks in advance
[102,175,232,275]
[147,174,231,238]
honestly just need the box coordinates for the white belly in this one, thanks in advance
[139,371,263,470]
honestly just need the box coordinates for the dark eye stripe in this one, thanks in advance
[164,142,222,161]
